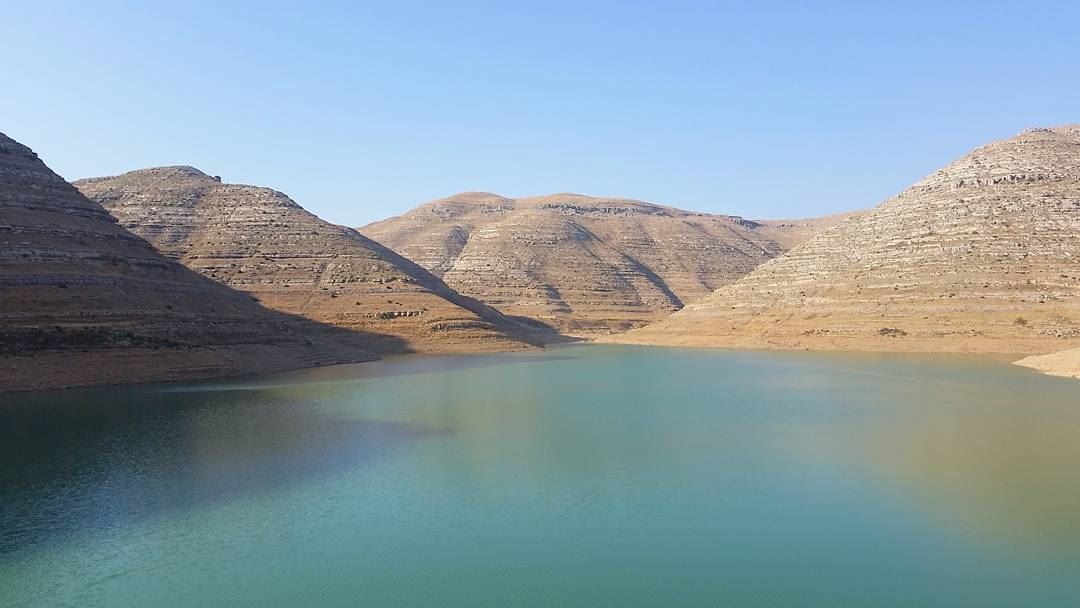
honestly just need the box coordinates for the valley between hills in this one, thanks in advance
[3,126,1080,391]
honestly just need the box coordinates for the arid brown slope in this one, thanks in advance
[0,133,383,392]
[361,193,789,334]
[611,126,1080,353]
[76,169,543,353]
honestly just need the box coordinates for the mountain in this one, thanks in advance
[360,193,805,334]
[753,211,865,249]
[75,168,545,352]
[0,133,384,392]
[610,126,1080,353]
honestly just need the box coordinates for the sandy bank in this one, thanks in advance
[1014,348,1080,379]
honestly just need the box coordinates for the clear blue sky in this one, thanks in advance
[5,1,1078,226]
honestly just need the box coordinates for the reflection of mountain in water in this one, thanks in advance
[0,386,441,556]
[852,412,1080,553]
[767,364,1080,555]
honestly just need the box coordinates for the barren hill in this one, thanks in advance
[360,193,799,334]
[0,133,385,392]
[76,169,543,353]
[754,211,865,249]
[610,126,1080,353]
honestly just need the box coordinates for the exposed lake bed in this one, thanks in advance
[2,345,1079,607]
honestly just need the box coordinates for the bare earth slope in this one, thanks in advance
[361,193,791,334]
[77,169,545,353]
[0,133,385,392]
[610,126,1080,354]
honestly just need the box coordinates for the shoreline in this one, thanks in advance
[10,338,1079,395]
[0,339,548,395]
[599,332,1079,355]
[601,334,1080,381]
[1013,347,1080,380]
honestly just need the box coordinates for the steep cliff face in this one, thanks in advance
[0,133,382,392]
[76,169,545,352]
[612,126,1080,353]
[361,193,793,334]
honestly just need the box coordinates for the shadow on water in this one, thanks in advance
[163,350,583,393]
[0,385,443,556]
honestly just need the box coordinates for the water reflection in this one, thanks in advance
[749,351,1080,555]
[2,345,1080,607]
[0,386,440,555]
[846,411,1080,552]
[163,352,580,395]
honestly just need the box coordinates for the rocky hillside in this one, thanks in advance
[0,133,386,392]
[76,169,544,353]
[360,193,801,334]
[754,211,865,249]
[611,126,1080,353]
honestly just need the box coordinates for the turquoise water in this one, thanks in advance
[2,345,1079,607]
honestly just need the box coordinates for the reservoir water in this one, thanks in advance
[2,345,1079,607]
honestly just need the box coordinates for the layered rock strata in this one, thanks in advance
[77,169,546,353]
[361,193,798,334]
[0,133,383,392]
[610,126,1080,354]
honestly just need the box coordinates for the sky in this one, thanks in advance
[4,1,1078,227]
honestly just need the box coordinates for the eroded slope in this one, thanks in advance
[361,193,789,334]
[612,126,1080,353]
[1,133,381,391]
[77,169,545,353]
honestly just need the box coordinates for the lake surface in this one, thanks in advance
[2,345,1079,607]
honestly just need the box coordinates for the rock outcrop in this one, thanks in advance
[360,193,799,334]
[76,169,546,353]
[1,133,387,392]
[610,126,1080,353]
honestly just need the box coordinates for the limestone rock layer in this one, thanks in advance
[76,169,543,352]
[0,133,381,392]
[361,193,799,334]
[612,126,1080,353]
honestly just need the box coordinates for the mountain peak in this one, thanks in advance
[438,191,511,203]
[1022,124,1080,136]
[74,166,219,188]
